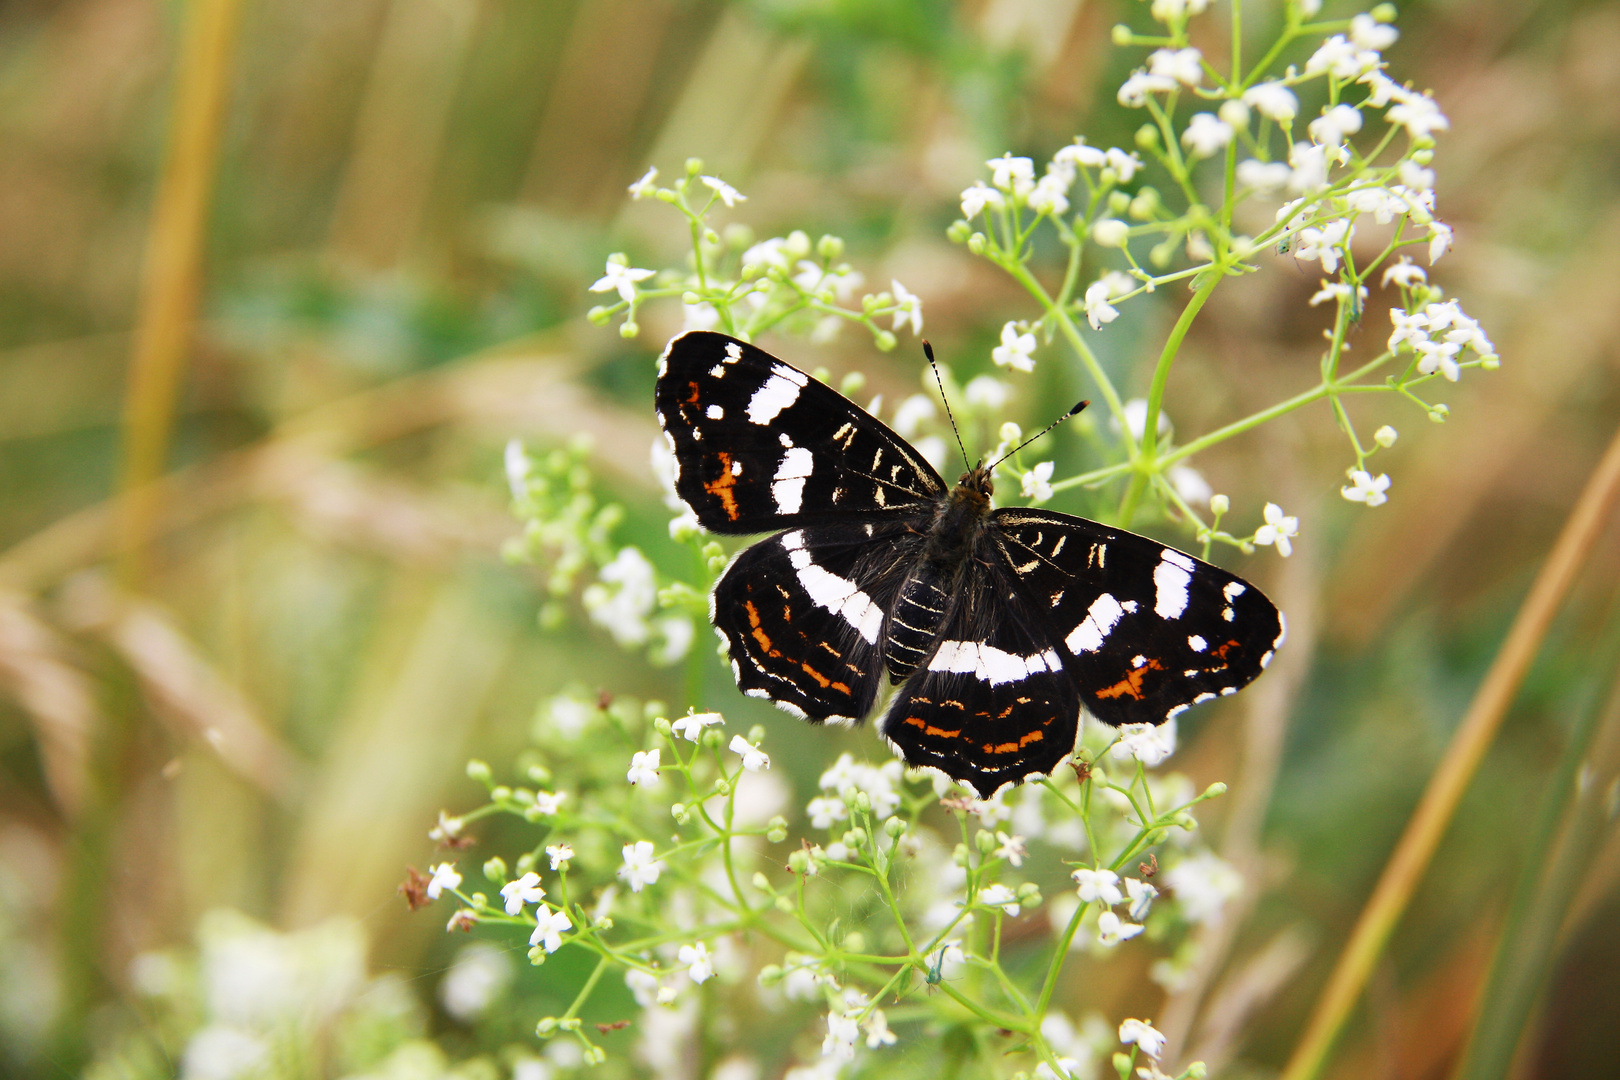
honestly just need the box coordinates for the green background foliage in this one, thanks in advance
[0,0,1617,1078]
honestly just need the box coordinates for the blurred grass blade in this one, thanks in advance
[117,0,244,586]
[1453,620,1620,1080]
[1281,419,1620,1080]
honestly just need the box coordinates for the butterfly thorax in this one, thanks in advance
[884,465,995,682]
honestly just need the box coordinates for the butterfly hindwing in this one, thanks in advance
[990,509,1285,728]
[879,566,1081,797]
[713,521,927,724]
[656,331,946,534]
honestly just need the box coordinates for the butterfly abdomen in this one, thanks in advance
[885,569,950,682]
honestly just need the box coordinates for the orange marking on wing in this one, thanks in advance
[797,662,851,695]
[904,716,927,729]
[684,380,702,404]
[925,726,960,739]
[986,741,1020,754]
[703,451,741,520]
[1210,639,1242,659]
[1095,658,1165,701]
[1019,730,1043,747]
[745,601,779,657]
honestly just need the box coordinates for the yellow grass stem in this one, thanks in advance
[116,0,243,586]
[1281,417,1620,1080]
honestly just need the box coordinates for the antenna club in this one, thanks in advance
[1069,400,1091,417]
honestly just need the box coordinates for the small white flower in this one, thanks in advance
[1164,851,1243,925]
[1118,71,1178,107]
[1308,104,1363,147]
[729,734,770,771]
[986,153,1036,193]
[589,257,655,303]
[1342,469,1392,507]
[1168,464,1212,507]
[1105,147,1143,182]
[1399,158,1435,191]
[532,790,565,816]
[807,796,848,830]
[1072,867,1123,906]
[1022,461,1055,503]
[501,872,546,915]
[546,844,573,871]
[628,166,659,199]
[1294,219,1351,274]
[1350,12,1399,51]
[625,969,661,1007]
[1388,93,1450,140]
[681,299,720,332]
[1374,425,1399,448]
[1243,81,1298,123]
[1111,720,1178,766]
[1388,307,1430,351]
[1236,159,1292,195]
[700,175,746,207]
[1118,398,1171,442]
[892,393,937,439]
[1097,909,1145,945]
[672,711,724,741]
[1428,220,1453,264]
[979,884,1021,917]
[427,862,461,900]
[584,547,658,647]
[961,181,1005,219]
[964,375,1011,410]
[742,237,792,272]
[863,1009,897,1048]
[992,322,1038,372]
[1148,46,1203,86]
[529,907,573,953]
[429,810,464,844]
[1092,218,1130,247]
[1124,877,1158,920]
[1310,280,1351,307]
[1382,257,1427,288]
[1083,280,1119,330]
[1181,113,1233,158]
[890,279,923,335]
[503,441,528,503]
[678,941,715,983]
[617,840,665,893]
[994,831,1027,867]
[1305,35,1379,81]
[1415,338,1463,381]
[627,748,661,786]
[1029,169,1072,216]
[1054,138,1107,170]
[1253,502,1299,557]
[1119,1019,1167,1059]
[822,1012,860,1063]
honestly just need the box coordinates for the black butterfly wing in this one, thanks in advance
[713,521,928,724]
[655,331,947,534]
[878,565,1082,798]
[989,508,1285,728]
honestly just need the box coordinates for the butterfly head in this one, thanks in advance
[956,461,995,499]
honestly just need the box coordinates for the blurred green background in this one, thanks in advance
[1,0,1618,1077]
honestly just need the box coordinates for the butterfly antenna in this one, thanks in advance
[923,341,972,469]
[987,400,1089,472]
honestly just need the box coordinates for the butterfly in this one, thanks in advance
[654,331,1284,797]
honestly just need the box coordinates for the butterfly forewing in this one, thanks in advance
[712,522,925,724]
[656,331,945,534]
[990,509,1285,727]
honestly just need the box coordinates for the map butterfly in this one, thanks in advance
[655,330,1285,797]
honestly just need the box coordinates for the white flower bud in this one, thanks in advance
[1092,219,1130,247]
[1374,425,1398,447]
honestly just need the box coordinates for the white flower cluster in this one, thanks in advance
[1388,297,1497,383]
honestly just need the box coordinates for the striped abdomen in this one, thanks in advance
[884,569,951,681]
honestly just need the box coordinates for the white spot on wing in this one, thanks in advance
[724,341,743,362]
[1122,600,1139,613]
[1188,634,1207,652]
[730,459,742,476]
[1066,592,1125,654]
[1154,549,1192,619]
[927,639,1062,685]
[772,447,814,514]
[748,370,806,424]
[1224,581,1246,600]
[706,404,724,419]
[786,540,883,645]
[709,365,724,377]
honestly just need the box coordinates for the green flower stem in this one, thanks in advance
[1005,261,1133,444]
[1120,270,1221,525]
